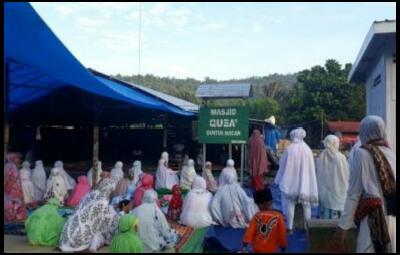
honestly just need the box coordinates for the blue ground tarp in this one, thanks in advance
[4,2,194,116]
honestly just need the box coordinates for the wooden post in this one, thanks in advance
[92,125,99,188]
[240,143,244,186]
[4,62,10,162]
[92,102,100,188]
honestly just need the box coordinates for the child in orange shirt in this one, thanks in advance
[242,188,287,253]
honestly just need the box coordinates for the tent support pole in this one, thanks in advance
[229,144,232,159]
[202,143,206,173]
[240,144,244,186]
[163,116,167,149]
[4,62,10,162]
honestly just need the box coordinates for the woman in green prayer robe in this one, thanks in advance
[111,214,144,253]
[25,198,65,247]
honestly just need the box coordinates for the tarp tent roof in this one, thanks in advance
[4,2,194,116]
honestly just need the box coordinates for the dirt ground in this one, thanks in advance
[3,235,111,253]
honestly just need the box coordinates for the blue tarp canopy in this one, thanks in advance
[4,2,194,117]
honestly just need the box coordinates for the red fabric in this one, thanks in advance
[354,197,382,225]
[132,174,154,208]
[248,130,269,177]
[250,175,265,191]
[4,162,28,222]
[66,175,91,207]
[167,184,183,221]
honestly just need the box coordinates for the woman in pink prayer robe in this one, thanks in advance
[66,176,91,207]
[4,152,28,222]
[130,174,157,209]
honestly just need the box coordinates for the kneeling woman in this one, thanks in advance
[25,198,65,247]
[59,177,119,252]
[132,190,178,252]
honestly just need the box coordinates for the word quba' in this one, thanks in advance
[209,119,238,128]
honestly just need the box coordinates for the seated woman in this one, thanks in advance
[180,159,197,190]
[54,161,76,191]
[131,190,178,252]
[180,176,215,228]
[110,161,124,183]
[130,173,155,209]
[44,168,68,206]
[218,159,238,186]
[20,161,36,206]
[87,161,103,188]
[66,176,91,208]
[167,184,183,221]
[111,166,138,206]
[25,198,65,247]
[59,177,120,252]
[155,158,179,190]
[4,152,28,222]
[210,170,259,229]
[111,214,144,253]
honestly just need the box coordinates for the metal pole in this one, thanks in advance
[202,143,206,173]
[4,62,10,163]
[163,117,167,149]
[228,144,232,159]
[240,143,244,186]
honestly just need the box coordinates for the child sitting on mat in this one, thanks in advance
[118,200,131,216]
[242,188,287,253]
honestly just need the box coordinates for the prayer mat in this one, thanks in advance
[168,220,207,253]
[306,219,357,253]
[4,222,26,236]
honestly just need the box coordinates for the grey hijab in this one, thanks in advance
[359,115,386,145]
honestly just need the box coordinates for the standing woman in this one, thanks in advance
[20,161,36,205]
[4,152,28,222]
[247,129,269,191]
[316,135,350,219]
[32,160,47,202]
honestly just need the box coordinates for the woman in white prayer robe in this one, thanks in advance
[87,161,103,188]
[316,135,350,219]
[210,169,259,229]
[180,176,215,228]
[333,116,396,253]
[32,160,47,202]
[132,189,178,252]
[155,158,179,190]
[20,161,36,204]
[44,168,68,206]
[218,159,237,187]
[110,161,124,183]
[274,127,318,232]
[180,159,197,190]
[54,160,76,191]
[131,160,143,186]
[59,177,120,252]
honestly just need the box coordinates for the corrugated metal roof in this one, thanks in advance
[327,121,360,133]
[89,69,199,112]
[196,83,252,98]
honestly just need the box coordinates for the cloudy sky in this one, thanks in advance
[31,2,396,80]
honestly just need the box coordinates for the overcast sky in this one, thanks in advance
[31,2,396,80]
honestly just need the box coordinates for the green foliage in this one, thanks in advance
[283,59,366,147]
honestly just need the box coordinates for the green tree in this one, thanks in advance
[283,59,365,147]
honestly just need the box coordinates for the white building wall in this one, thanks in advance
[366,54,386,120]
[385,48,396,152]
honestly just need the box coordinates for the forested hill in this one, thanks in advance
[114,73,298,104]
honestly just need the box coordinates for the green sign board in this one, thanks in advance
[198,106,249,144]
